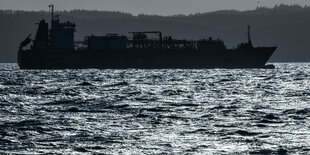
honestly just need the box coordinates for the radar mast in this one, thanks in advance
[49,4,54,21]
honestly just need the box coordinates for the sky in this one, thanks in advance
[0,0,309,15]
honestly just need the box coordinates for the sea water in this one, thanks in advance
[0,63,309,154]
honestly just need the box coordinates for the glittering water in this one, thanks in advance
[0,63,309,154]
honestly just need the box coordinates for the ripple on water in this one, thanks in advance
[0,63,309,154]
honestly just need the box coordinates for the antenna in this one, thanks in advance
[49,4,54,20]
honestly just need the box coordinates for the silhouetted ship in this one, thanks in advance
[18,5,276,69]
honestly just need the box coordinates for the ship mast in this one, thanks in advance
[49,4,54,21]
[248,25,252,47]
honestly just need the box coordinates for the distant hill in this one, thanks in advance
[1,4,310,62]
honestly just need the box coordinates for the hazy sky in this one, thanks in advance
[0,0,309,15]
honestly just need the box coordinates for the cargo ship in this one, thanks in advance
[18,5,276,69]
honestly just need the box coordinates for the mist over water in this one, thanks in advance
[0,63,309,154]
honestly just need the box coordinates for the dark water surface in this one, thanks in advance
[0,63,309,154]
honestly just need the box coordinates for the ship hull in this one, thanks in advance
[18,48,276,69]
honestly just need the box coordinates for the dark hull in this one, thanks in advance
[18,47,276,69]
